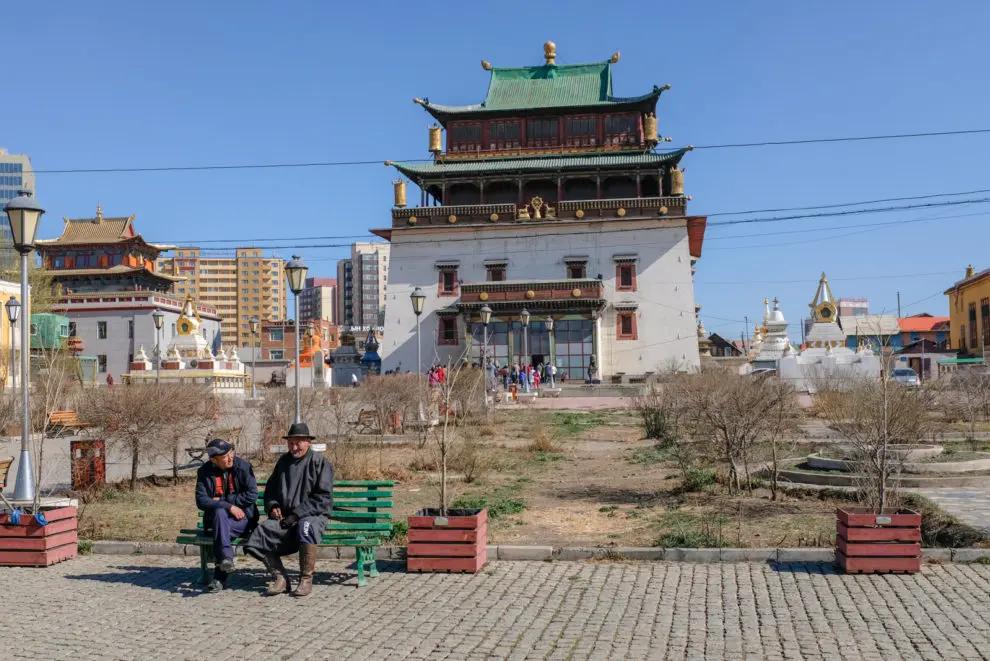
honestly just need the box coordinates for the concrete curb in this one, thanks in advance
[85,541,990,564]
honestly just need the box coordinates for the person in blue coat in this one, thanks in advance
[195,439,258,592]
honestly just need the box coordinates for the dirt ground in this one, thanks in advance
[76,408,848,548]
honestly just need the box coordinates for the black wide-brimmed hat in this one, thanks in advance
[283,422,316,440]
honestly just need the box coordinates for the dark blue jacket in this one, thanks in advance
[195,455,259,530]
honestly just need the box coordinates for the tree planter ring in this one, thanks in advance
[407,508,488,573]
[835,507,921,574]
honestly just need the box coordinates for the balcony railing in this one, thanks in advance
[391,196,686,227]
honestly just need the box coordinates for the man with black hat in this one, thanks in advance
[244,422,333,598]
[194,439,259,593]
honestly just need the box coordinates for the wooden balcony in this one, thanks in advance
[390,196,686,228]
[457,279,606,313]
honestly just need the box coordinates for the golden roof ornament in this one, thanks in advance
[95,204,103,223]
[393,179,407,208]
[428,125,442,154]
[543,41,556,65]
[481,59,493,71]
[809,272,838,323]
[610,51,621,64]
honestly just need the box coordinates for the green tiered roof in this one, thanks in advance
[391,149,690,182]
[416,60,668,120]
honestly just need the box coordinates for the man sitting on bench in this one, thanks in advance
[194,439,259,593]
[244,422,333,598]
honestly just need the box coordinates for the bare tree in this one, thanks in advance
[813,370,933,512]
[633,374,681,445]
[77,383,217,490]
[937,369,990,445]
[360,373,420,470]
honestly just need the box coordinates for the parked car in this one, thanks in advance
[891,367,920,387]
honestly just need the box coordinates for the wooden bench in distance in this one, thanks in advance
[176,479,395,587]
[0,456,11,490]
[47,411,86,437]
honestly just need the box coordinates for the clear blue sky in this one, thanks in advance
[5,1,989,339]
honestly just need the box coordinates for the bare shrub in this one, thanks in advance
[450,436,489,483]
[675,369,799,495]
[527,429,560,453]
[937,370,990,444]
[633,378,680,445]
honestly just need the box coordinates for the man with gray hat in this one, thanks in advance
[194,439,259,593]
[244,422,333,598]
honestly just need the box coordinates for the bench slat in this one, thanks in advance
[332,480,395,487]
[331,511,392,520]
[333,500,394,509]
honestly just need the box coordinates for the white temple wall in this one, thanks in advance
[380,219,700,377]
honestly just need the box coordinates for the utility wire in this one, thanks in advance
[706,187,990,217]
[18,128,990,174]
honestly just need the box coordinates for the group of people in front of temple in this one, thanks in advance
[194,422,332,597]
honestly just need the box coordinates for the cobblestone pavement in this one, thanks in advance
[2,556,989,660]
[916,487,990,534]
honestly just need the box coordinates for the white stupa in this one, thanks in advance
[752,297,794,369]
[778,273,881,392]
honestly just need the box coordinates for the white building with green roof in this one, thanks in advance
[375,42,708,382]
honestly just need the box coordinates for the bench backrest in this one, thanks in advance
[50,411,80,423]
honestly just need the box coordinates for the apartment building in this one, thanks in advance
[299,276,337,325]
[158,247,286,347]
[336,242,389,329]
[0,148,36,272]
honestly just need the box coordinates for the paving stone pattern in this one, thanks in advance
[2,556,990,659]
[916,487,990,534]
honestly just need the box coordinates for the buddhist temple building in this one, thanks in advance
[38,206,222,384]
[376,42,707,380]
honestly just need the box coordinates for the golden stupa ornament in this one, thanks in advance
[544,41,556,65]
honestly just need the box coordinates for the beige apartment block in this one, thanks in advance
[158,247,286,347]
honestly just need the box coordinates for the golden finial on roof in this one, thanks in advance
[96,204,103,223]
[610,51,621,64]
[543,41,556,65]
[481,59,493,71]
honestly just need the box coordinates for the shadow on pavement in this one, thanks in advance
[769,561,839,575]
[65,563,367,596]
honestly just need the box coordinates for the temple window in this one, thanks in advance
[486,263,506,282]
[97,355,107,372]
[527,117,559,147]
[53,256,64,268]
[604,113,639,145]
[438,268,459,296]
[449,122,482,152]
[97,321,108,339]
[565,115,597,147]
[565,260,587,279]
[489,120,521,149]
[616,262,637,291]
[617,312,638,340]
[438,317,459,345]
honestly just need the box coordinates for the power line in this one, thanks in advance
[708,196,990,227]
[706,187,990,217]
[706,210,990,241]
[17,128,990,175]
[685,127,990,151]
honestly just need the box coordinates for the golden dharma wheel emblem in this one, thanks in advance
[489,213,499,222]
[525,290,535,300]
[617,207,626,217]
[575,209,585,219]
[448,214,457,224]
[408,216,417,225]
[658,206,668,216]
[571,288,582,298]
[479,292,489,301]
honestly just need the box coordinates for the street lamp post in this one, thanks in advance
[5,192,44,502]
[545,315,555,389]
[480,305,492,406]
[152,309,165,385]
[519,308,530,392]
[410,288,425,420]
[5,297,19,396]
[285,255,308,424]
[249,316,259,399]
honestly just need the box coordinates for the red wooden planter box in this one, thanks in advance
[407,508,488,574]
[0,507,78,567]
[835,507,921,574]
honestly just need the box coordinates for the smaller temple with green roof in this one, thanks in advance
[378,42,709,381]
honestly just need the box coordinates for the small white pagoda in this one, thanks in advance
[123,295,248,395]
[751,297,795,369]
[777,273,881,392]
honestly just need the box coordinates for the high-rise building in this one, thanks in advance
[336,243,389,329]
[157,247,286,348]
[0,148,36,271]
[299,276,337,325]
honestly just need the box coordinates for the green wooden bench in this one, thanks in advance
[176,479,395,587]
